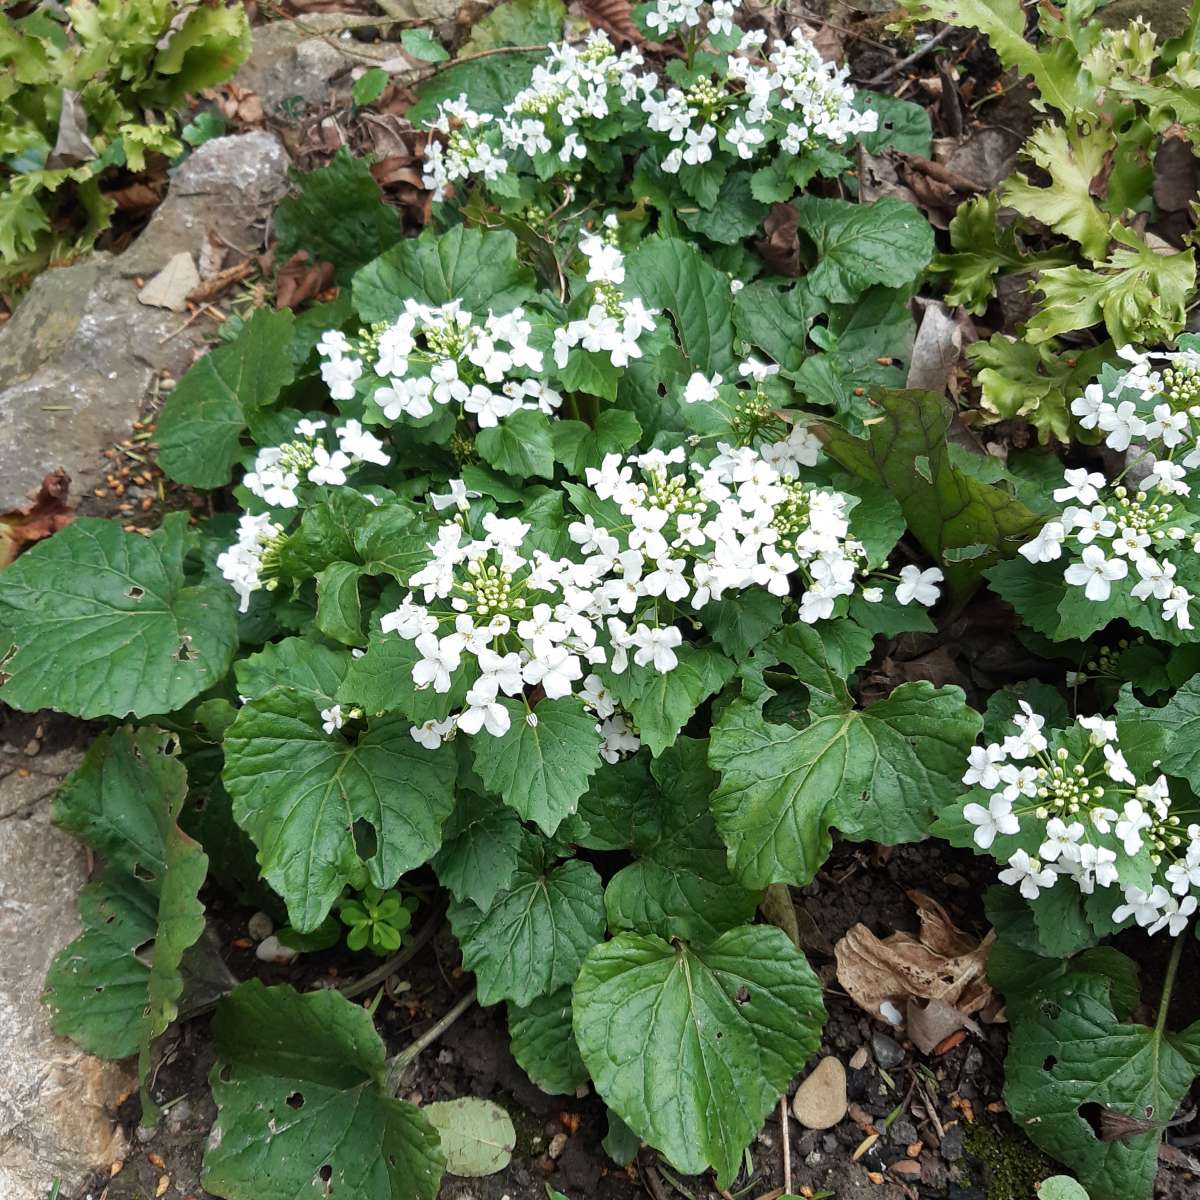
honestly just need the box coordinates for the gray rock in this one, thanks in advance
[940,1124,964,1162]
[0,132,288,512]
[0,750,136,1200]
[871,1032,905,1070]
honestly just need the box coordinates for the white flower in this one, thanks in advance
[1113,883,1169,928]
[963,794,1019,849]
[895,565,943,606]
[631,624,682,673]
[1147,893,1197,937]
[308,446,352,487]
[1115,799,1152,855]
[1019,521,1065,563]
[1103,744,1136,785]
[410,717,453,749]
[963,743,1005,790]
[1039,817,1083,862]
[1063,544,1127,601]
[999,849,1056,900]
[1070,382,1107,430]
[1054,468,1106,506]
[412,632,462,693]
[320,704,345,735]
[1097,399,1146,451]
[522,646,582,699]
[682,371,722,404]
[457,697,511,736]
[336,419,390,466]
[430,478,481,512]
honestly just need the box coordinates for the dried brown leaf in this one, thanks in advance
[757,203,800,277]
[0,471,75,568]
[580,0,642,44]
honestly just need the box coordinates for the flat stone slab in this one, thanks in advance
[0,130,289,513]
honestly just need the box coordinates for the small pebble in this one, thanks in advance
[255,934,299,964]
[890,1118,918,1144]
[792,1056,848,1130]
[871,1032,905,1070]
[22,738,40,756]
[821,1133,838,1153]
[848,1046,869,1070]
[247,912,273,942]
[940,1125,964,1161]
[547,1133,567,1160]
[437,1049,454,1065]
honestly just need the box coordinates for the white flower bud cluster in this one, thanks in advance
[962,703,1200,936]
[1018,467,1194,629]
[217,512,285,613]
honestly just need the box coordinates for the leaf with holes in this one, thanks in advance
[0,515,237,719]
[203,980,444,1200]
[449,833,605,1006]
[572,925,825,1188]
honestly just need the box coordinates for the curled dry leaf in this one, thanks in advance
[580,0,642,45]
[274,250,336,310]
[0,471,75,568]
[834,889,993,1052]
[757,203,801,277]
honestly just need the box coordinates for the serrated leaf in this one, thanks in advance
[0,515,238,719]
[461,0,564,53]
[406,54,542,125]
[678,170,767,245]
[424,1099,515,1176]
[353,65,392,103]
[471,697,602,835]
[203,980,444,1200]
[556,752,653,851]
[699,590,784,660]
[1000,946,1200,1200]
[604,739,760,942]
[551,409,642,474]
[732,278,824,375]
[432,791,523,909]
[476,408,556,480]
[624,236,736,375]
[608,644,735,757]
[449,833,605,1006]
[820,390,1042,596]
[572,926,825,1188]
[353,226,536,325]
[794,196,934,304]
[234,636,346,702]
[158,308,296,487]
[275,148,402,283]
[854,93,932,157]
[223,680,457,931]
[709,681,980,890]
[507,988,588,1095]
[1112,676,1200,786]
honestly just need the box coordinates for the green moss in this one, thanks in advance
[962,1115,1059,1200]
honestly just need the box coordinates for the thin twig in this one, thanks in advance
[867,25,956,87]
[339,902,446,1001]
[779,1094,792,1195]
[386,988,477,1093]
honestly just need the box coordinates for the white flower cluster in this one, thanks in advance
[642,0,742,40]
[317,302,561,429]
[962,704,1200,936]
[217,512,284,613]
[243,418,389,510]
[1018,467,1193,629]
[420,26,876,193]
[553,219,659,369]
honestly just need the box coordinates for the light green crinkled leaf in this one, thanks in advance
[476,408,556,480]
[507,988,589,1095]
[709,681,980,890]
[624,236,736,375]
[820,390,1042,597]
[1026,229,1195,346]
[572,926,825,1188]
[604,739,760,943]
[203,981,444,1200]
[45,728,208,1121]
[471,696,602,835]
[793,196,934,304]
[423,1099,516,1177]
[461,0,564,53]
[1000,946,1200,1200]
[1001,123,1115,261]
[1039,1178,1090,1200]
[274,148,403,284]
[399,29,450,63]
[223,674,457,932]
[449,833,605,1006]
[158,307,296,487]
[608,644,735,757]
[150,2,252,105]
[0,514,238,719]
[432,791,524,910]
[905,0,1092,116]
[933,195,1043,315]
[353,226,536,324]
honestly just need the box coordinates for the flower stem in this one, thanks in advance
[386,988,477,1093]
[1155,929,1187,1038]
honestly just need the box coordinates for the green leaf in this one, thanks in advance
[709,681,980,890]
[699,591,784,660]
[157,307,296,487]
[678,171,767,245]
[573,926,825,1188]
[275,149,402,284]
[551,409,642,474]
[223,682,457,931]
[820,390,1042,596]
[556,752,653,851]
[733,278,824,375]
[0,515,238,719]
[603,1110,641,1165]
[353,226,536,324]
[794,196,934,304]
[854,93,932,157]
[507,988,589,1095]
[624,236,736,375]
[45,727,208,1117]
[353,66,392,104]
[432,791,524,910]
[608,644,735,757]
[471,697,602,835]
[449,833,605,1006]
[423,1099,515,1176]
[461,0,564,53]
[1112,676,1200,786]
[1001,946,1200,1200]
[234,636,346,703]
[1039,1178,1090,1200]
[933,194,1034,315]
[476,408,556,480]
[203,980,444,1200]
[406,54,542,125]
[604,739,760,943]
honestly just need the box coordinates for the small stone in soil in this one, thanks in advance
[255,934,298,964]
[792,1056,848,1130]
[940,1125,964,1161]
[247,912,273,941]
[890,1118,918,1144]
[871,1032,905,1069]
[548,1133,567,1160]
